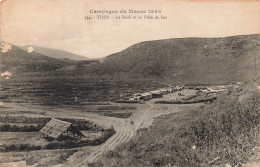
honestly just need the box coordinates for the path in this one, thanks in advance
[66,101,154,167]
[88,101,154,163]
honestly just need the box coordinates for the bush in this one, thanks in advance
[1,127,116,152]
[1,144,42,152]
[155,96,217,104]
[0,124,43,132]
[116,100,143,104]
[101,112,132,118]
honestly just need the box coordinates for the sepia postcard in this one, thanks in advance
[0,0,260,166]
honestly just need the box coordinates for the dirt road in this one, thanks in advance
[60,96,185,167]
[89,102,154,163]
[68,101,154,167]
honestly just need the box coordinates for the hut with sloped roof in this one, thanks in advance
[40,118,84,140]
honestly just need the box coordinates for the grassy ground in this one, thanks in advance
[0,90,148,165]
[0,77,168,105]
[0,122,114,152]
[0,148,78,166]
[91,79,260,167]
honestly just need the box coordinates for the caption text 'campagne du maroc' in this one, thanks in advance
[84,9,168,20]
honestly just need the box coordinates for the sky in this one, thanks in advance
[1,0,260,58]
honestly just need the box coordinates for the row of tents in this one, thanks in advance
[129,86,184,101]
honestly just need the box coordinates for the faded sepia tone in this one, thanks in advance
[0,0,260,167]
[1,0,259,58]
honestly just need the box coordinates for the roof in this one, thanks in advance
[40,118,72,139]
[159,88,168,92]
[150,90,162,94]
[140,92,152,96]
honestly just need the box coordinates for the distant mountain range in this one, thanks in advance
[1,34,260,84]
[20,45,90,60]
[0,43,74,73]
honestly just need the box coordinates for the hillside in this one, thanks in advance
[20,45,90,61]
[93,34,260,84]
[0,43,74,73]
[1,34,260,85]
[92,77,260,167]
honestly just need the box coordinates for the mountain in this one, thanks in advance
[20,45,90,60]
[0,42,74,73]
[2,34,259,84]
[92,34,260,84]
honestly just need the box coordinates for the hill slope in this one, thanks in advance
[1,35,259,84]
[0,43,73,73]
[93,78,260,167]
[93,34,260,84]
[20,45,90,60]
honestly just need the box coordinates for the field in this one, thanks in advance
[0,76,168,166]
[0,113,116,151]
[0,75,194,166]
[0,100,118,166]
[0,75,168,105]
[0,72,259,167]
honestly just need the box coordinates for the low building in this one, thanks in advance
[150,90,163,98]
[198,88,209,93]
[159,88,168,95]
[175,85,184,91]
[166,87,173,93]
[131,95,142,100]
[40,118,84,140]
[207,87,224,93]
[129,96,141,101]
[140,92,153,101]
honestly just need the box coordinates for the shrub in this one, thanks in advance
[155,96,217,104]
[0,144,42,152]
[0,124,44,132]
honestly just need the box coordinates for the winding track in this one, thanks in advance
[73,102,154,166]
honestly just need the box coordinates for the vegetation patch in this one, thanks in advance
[0,116,113,152]
[116,100,144,104]
[1,78,167,105]
[93,105,135,118]
[0,117,101,132]
[0,127,116,152]
[97,106,136,111]
[155,96,217,104]
[0,124,43,132]
[99,112,132,119]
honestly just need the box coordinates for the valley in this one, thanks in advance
[0,34,259,166]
